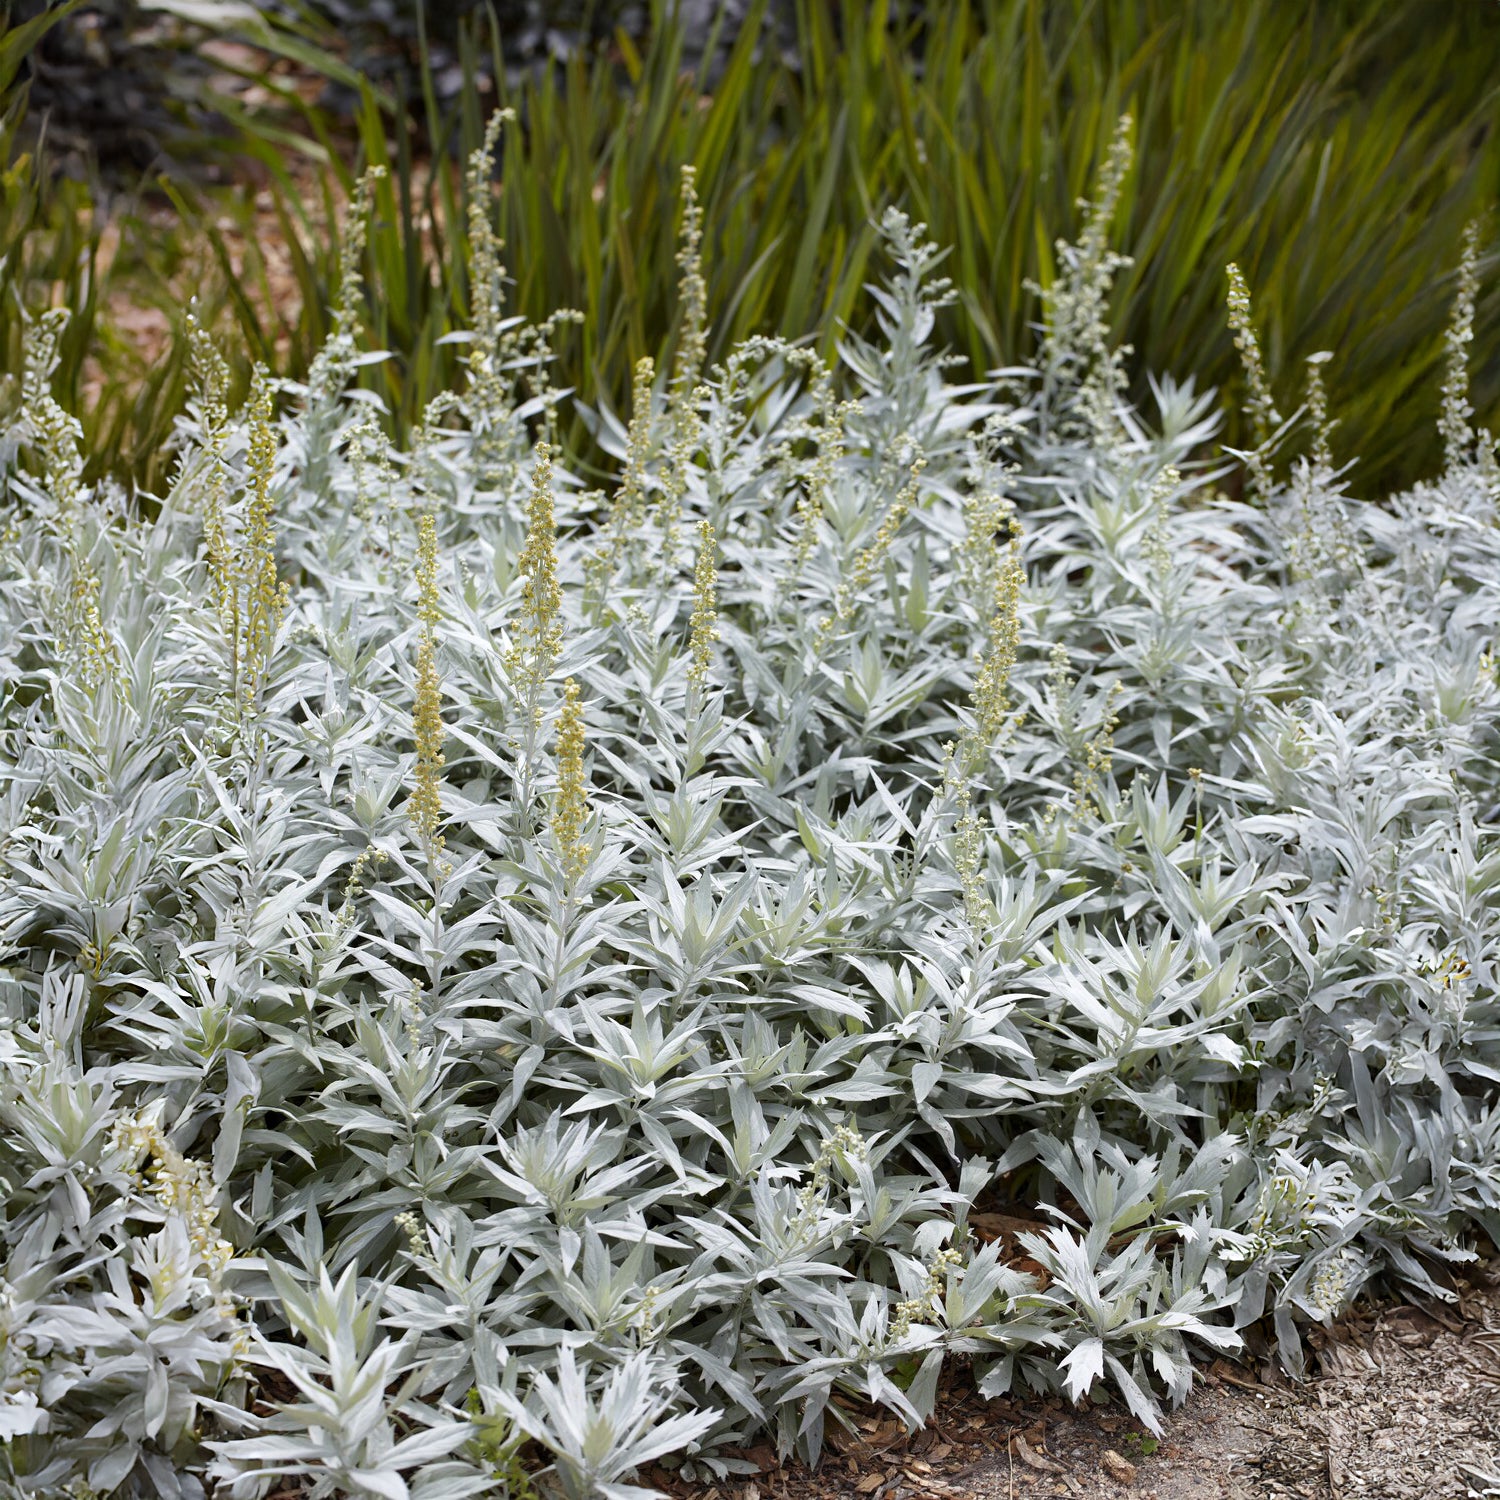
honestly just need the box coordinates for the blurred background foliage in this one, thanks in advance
[1,0,1497,493]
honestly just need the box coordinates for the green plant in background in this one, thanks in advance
[3,0,1497,492]
[209,0,1496,494]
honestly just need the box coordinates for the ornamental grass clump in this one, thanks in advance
[2,117,1500,1500]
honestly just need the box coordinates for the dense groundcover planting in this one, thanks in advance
[3,129,1500,1499]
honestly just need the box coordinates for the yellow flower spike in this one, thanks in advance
[1303,352,1335,473]
[970,530,1026,752]
[674,164,708,395]
[1440,220,1482,473]
[409,512,447,864]
[239,367,289,716]
[587,356,659,599]
[508,440,564,731]
[20,310,122,690]
[1225,264,1280,501]
[552,678,591,890]
[467,109,514,357]
[687,518,720,699]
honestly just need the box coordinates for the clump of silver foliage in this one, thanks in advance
[1,119,1498,1499]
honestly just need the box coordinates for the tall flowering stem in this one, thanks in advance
[1440,220,1482,472]
[203,364,289,727]
[304,165,387,493]
[465,108,515,477]
[687,519,720,713]
[21,310,120,689]
[552,678,591,892]
[587,356,657,603]
[1225,264,1281,501]
[1071,680,1123,825]
[674,165,708,399]
[508,440,563,716]
[950,765,991,935]
[186,309,233,556]
[658,166,708,555]
[964,523,1026,767]
[309,164,386,402]
[508,441,563,815]
[1038,113,1135,441]
[461,110,582,478]
[21,309,84,524]
[1304,351,1335,473]
[467,110,511,363]
[239,368,287,718]
[409,512,446,866]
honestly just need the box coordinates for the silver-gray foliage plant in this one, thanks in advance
[2,124,1498,1499]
